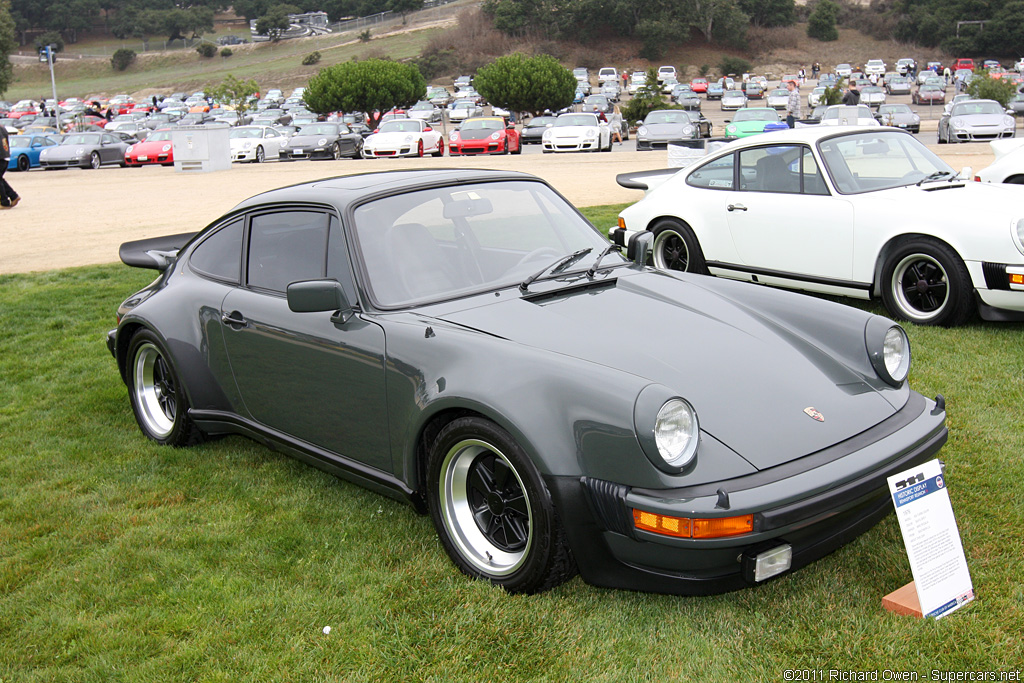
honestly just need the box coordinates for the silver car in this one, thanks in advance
[938,99,1016,143]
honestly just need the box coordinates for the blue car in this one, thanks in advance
[7,133,58,171]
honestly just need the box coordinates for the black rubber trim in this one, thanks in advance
[982,262,1010,291]
[632,392,929,500]
[705,260,873,291]
[581,477,634,537]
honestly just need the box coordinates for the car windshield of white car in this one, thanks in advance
[379,120,422,133]
[351,180,624,308]
[645,111,690,124]
[817,131,952,194]
[952,102,1003,116]
[556,115,598,127]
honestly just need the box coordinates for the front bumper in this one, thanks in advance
[542,138,600,152]
[450,140,505,155]
[949,127,1015,142]
[363,146,419,158]
[549,391,947,595]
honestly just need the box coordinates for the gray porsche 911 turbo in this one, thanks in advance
[107,169,947,595]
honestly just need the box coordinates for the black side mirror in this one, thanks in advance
[627,232,654,266]
[287,279,354,324]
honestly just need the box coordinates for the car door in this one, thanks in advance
[219,209,391,472]
[724,144,856,284]
[101,134,121,163]
[263,128,282,159]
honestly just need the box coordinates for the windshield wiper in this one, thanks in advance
[916,170,953,186]
[519,248,593,292]
[586,244,622,278]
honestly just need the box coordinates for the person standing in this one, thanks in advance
[610,104,623,144]
[842,83,860,106]
[0,125,21,209]
[785,80,801,128]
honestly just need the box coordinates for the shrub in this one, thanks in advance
[807,0,839,41]
[196,42,217,58]
[358,30,371,42]
[302,51,321,65]
[220,48,233,57]
[718,56,752,76]
[966,71,1017,108]
[110,48,136,71]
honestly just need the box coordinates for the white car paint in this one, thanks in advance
[541,112,611,153]
[975,139,1024,183]
[362,118,444,158]
[228,125,286,162]
[612,126,1024,325]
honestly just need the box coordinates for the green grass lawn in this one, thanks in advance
[1,209,1023,680]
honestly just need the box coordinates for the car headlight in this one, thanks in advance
[404,135,415,143]
[586,128,596,137]
[866,318,911,387]
[952,118,963,128]
[634,385,700,473]
[638,126,648,136]
[542,130,552,139]
[655,399,699,468]
[162,144,171,152]
[449,131,459,141]
[243,141,252,149]
[490,131,501,140]
[682,125,693,135]
[318,138,327,146]
[1004,116,1015,128]
[126,145,134,153]
[726,124,736,134]
[1013,218,1024,257]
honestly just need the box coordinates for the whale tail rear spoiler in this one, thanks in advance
[615,168,679,193]
[119,232,197,271]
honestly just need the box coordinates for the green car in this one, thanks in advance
[724,107,782,138]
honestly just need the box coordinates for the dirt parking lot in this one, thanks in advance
[0,144,996,275]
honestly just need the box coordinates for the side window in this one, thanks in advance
[802,149,830,196]
[190,218,243,283]
[686,153,735,190]
[739,145,801,193]
[248,211,328,294]
[326,215,357,303]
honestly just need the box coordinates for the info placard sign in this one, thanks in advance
[887,459,974,619]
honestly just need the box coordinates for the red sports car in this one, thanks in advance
[690,78,708,93]
[448,116,521,155]
[124,129,175,167]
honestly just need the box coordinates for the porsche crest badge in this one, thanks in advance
[804,407,825,422]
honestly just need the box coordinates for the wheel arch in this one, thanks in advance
[1003,174,1024,185]
[871,232,967,298]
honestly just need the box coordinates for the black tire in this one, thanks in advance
[426,417,576,594]
[512,138,522,155]
[652,219,708,274]
[332,142,343,160]
[17,154,30,172]
[880,238,974,326]
[126,329,204,446]
[90,152,101,169]
[255,146,265,163]
[433,140,444,157]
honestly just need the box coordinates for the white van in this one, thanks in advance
[598,67,618,83]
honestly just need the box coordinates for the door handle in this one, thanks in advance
[221,311,247,328]
[727,203,747,212]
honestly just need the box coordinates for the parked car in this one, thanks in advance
[896,58,917,75]
[583,94,612,114]
[541,112,611,152]
[876,104,921,133]
[448,116,521,155]
[38,131,129,169]
[107,168,948,595]
[362,118,445,158]
[720,90,747,111]
[1008,93,1024,117]
[860,86,887,108]
[408,101,443,124]
[690,78,708,93]
[5,132,58,171]
[657,65,677,83]
[818,105,880,127]
[765,88,790,110]
[938,99,1016,143]
[886,76,913,96]
[448,99,484,123]
[835,63,853,78]
[724,107,783,138]
[228,125,287,163]
[912,84,946,105]
[279,122,363,160]
[743,81,764,100]
[974,139,1024,183]
[673,87,702,111]
[520,115,557,144]
[636,110,702,150]
[612,126,1024,326]
[706,82,724,100]
[865,59,886,76]
[808,87,827,108]
[124,129,175,166]
[598,66,618,82]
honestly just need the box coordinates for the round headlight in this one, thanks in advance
[654,399,699,468]
[318,138,327,146]
[162,144,171,152]
[126,145,134,153]
[726,124,736,134]
[449,131,458,141]
[1013,218,1024,256]
[638,126,648,136]
[1004,115,1015,127]
[586,128,597,137]
[882,326,911,383]
[490,131,501,140]
[952,117,963,128]
[683,125,693,135]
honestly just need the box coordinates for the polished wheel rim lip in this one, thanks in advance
[893,253,949,320]
[654,230,689,271]
[133,342,175,438]
[91,154,101,169]
[440,438,532,577]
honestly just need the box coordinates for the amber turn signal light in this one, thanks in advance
[633,509,753,539]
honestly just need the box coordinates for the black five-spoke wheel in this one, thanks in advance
[881,238,973,326]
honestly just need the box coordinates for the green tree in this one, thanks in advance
[33,29,63,52]
[738,0,794,27]
[806,0,839,41]
[303,59,426,128]
[206,74,260,121]
[255,6,291,41]
[387,0,422,25]
[966,71,1017,109]
[110,47,135,70]
[718,55,751,76]
[820,77,845,105]
[623,67,665,124]
[473,53,576,116]
[0,0,14,97]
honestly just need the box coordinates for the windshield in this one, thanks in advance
[352,180,625,307]
[297,124,344,135]
[147,131,173,142]
[526,117,555,128]
[733,109,779,122]
[644,111,692,124]
[951,101,1004,116]
[879,104,912,115]
[822,105,873,120]
[10,136,29,146]
[230,128,264,139]
[62,134,101,145]
[555,114,599,127]
[378,120,423,133]
[817,131,953,194]
[460,118,503,130]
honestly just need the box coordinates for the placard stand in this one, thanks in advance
[882,581,923,618]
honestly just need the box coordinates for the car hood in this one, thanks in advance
[287,134,339,146]
[458,128,503,140]
[430,271,898,470]
[42,145,100,158]
[955,113,1008,126]
[642,123,690,136]
[367,131,423,144]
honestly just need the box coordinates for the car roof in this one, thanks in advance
[231,169,540,214]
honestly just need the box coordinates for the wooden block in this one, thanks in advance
[882,581,923,618]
